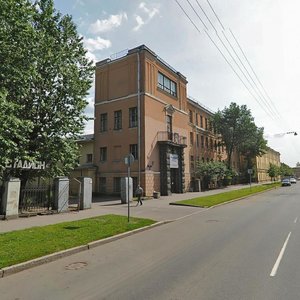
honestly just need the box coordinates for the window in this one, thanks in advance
[195,113,199,126]
[113,177,121,193]
[196,134,199,147]
[100,147,107,162]
[130,144,138,159]
[201,135,204,148]
[205,137,209,149]
[157,72,177,97]
[114,110,122,130]
[129,107,137,128]
[100,113,107,132]
[189,110,193,123]
[166,115,173,140]
[190,132,194,146]
[205,118,208,130]
[200,115,203,128]
[86,153,93,163]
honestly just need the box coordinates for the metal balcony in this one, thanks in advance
[157,131,187,146]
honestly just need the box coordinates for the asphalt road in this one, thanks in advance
[1,184,299,299]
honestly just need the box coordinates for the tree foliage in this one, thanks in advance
[196,161,229,188]
[267,163,280,181]
[0,0,94,181]
[280,163,293,177]
[212,102,268,169]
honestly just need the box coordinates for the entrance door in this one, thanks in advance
[170,168,178,193]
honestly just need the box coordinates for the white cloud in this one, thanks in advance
[133,15,145,31]
[139,2,159,19]
[89,13,128,33]
[133,2,160,31]
[84,37,112,52]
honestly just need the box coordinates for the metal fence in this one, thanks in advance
[19,184,54,213]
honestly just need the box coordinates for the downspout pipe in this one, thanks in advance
[137,50,141,186]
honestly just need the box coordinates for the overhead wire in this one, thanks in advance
[175,0,277,121]
[204,0,282,120]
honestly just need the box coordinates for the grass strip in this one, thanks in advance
[174,183,280,208]
[0,214,155,268]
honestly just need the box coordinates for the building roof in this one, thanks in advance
[76,134,94,142]
[96,44,187,82]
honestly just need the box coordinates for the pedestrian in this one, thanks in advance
[135,185,143,206]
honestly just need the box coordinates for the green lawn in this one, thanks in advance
[174,183,280,208]
[0,214,155,268]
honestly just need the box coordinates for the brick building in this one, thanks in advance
[93,45,227,196]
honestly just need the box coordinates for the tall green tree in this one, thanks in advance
[0,0,94,182]
[196,161,228,189]
[212,102,267,169]
[267,163,280,181]
[280,163,293,177]
[0,89,33,178]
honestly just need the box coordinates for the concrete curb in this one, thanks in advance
[1,245,88,278]
[0,220,172,278]
[170,186,279,210]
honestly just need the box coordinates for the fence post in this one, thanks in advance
[53,177,69,213]
[0,178,21,219]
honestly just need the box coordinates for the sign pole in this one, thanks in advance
[124,154,134,223]
[127,163,130,222]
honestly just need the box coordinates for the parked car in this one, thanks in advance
[290,177,297,184]
[281,178,291,186]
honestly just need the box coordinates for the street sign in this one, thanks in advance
[247,169,253,174]
[125,154,135,166]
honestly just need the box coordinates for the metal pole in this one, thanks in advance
[249,173,252,190]
[127,164,130,222]
[137,51,141,186]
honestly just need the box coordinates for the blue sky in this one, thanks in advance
[53,0,300,166]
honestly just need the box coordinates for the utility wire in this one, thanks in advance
[174,0,202,34]
[186,0,208,30]
[229,29,282,118]
[205,0,282,120]
[178,0,277,120]
[203,0,280,119]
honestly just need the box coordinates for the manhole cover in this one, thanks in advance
[65,262,88,270]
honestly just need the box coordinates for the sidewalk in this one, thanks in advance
[0,183,260,233]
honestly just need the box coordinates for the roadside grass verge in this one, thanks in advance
[173,183,281,208]
[0,214,155,269]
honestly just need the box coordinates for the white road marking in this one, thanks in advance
[294,217,298,224]
[270,232,292,277]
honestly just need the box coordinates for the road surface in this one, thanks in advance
[1,184,299,299]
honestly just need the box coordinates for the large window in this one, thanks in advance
[100,113,107,132]
[166,115,173,140]
[189,110,193,123]
[158,72,177,97]
[100,147,107,162]
[130,144,138,159]
[129,107,137,128]
[86,153,93,163]
[114,110,122,130]
[190,132,194,146]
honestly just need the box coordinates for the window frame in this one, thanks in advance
[114,110,122,130]
[130,144,138,159]
[129,107,138,128]
[100,147,107,162]
[157,72,177,97]
[100,113,108,132]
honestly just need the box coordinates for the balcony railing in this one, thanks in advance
[157,131,187,146]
